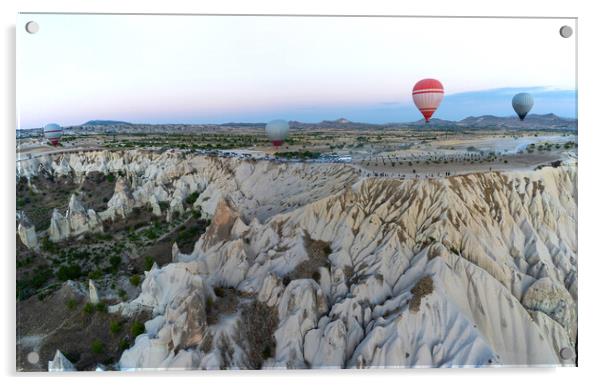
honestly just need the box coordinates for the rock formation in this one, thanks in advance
[88,280,100,304]
[102,177,135,221]
[113,163,577,369]
[16,149,578,369]
[48,350,76,372]
[16,211,38,250]
[48,195,103,242]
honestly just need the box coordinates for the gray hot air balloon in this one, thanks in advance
[512,93,534,121]
[43,123,63,146]
[265,119,289,147]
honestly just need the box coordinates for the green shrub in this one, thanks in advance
[83,302,95,314]
[144,256,154,271]
[185,191,200,205]
[88,269,103,280]
[56,264,82,281]
[110,320,122,334]
[109,255,121,269]
[65,298,77,310]
[119,338,129,351]
[131,321,145,338]
[91,339,104,354]
[95,302,108,313]
[41,237,59,253]
[129,274,141,287]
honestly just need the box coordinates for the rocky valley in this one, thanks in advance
[16,149,577,370]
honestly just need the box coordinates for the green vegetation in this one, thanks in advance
[105,132,267,150]
[110,320,123,334]
[66,298,77,310]
[144,256,155,271]
[131,321,145,338]
[16,265,53,299]
[109,255,122,271]
[83,302,95,314]
[119,338,130,351]
[176,223,203,244]
[91,339,104,354]
[95,302,108,313]
[185,191,200,205]
[274,151,321,160]
[41,237,59,253]
[88,269,103,280]
[56,264,83,281]
[129,274,141,287]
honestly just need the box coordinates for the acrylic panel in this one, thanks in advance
[15,14,577,371]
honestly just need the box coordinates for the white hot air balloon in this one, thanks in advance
[265,119,289,147]
[512,93,534,121]
[43,123,63,146]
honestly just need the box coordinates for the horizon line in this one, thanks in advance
[16,113,578,130]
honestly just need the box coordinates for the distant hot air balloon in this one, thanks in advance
[512,93,534,121]
[412,79,444,123]
[43,123,63,146]
[265,119,289,147]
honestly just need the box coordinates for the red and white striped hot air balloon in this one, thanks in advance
[412,78,444,123]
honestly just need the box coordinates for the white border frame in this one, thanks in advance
[2,1,600,384]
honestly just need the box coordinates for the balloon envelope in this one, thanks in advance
[512,93,534,121]
[43,123,63,146]
[412,79,444,122]
[265,120,289,147]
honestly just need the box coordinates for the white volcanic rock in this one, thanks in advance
[103,177,136,220]
[522,277,577,339]
[66,195,103,236]
[48,209,70,242]
[48,195,103,242]
[118,164,576,369]
[48,350,76,372]
[273,279,328,368]
[18,150,577,369]
[17,150,360,223]
[171,242,180,262]
[88,279,100,304]
[304,319,347,368]
[166,196,184,222]
[257,273,284,307]
[148,195,163,216]
[16,211,38,250]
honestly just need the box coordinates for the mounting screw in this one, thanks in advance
[559,25,573,38]
[560,347,574,360]
[26,351,40,364]
[25,21,39,34]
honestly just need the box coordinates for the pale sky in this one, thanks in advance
[17,14,576,128]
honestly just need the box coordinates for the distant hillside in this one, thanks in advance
[290,118,384,130]
[408,113,576,130]
[57,113,576,134]
[83,120,133,126]
[458,113,576,130]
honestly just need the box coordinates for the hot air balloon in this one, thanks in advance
[43,123,63,146]
[512,93,534,121]
[265,119,289,147]
[412,79,444,123]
